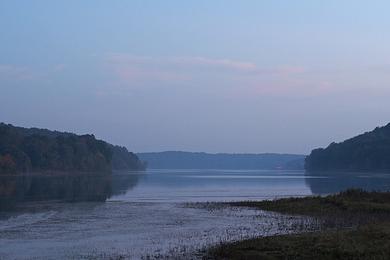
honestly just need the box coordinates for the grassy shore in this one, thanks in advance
[205,189,390,260]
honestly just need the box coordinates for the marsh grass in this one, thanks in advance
[140,204,324,259]
[228,189,390,216]
[204,189,390,259]
[205,223,390,260]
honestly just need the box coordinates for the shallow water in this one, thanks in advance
[1,170,390,259]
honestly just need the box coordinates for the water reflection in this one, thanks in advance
[110,170,313,202]
[4,170,390,211]
[0,172,143,210]
[110,171,143,196]
[305,171,390,195]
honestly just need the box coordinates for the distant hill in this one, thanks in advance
[305,123,390,172]
[0,123,146,174]
[137,151,305,170]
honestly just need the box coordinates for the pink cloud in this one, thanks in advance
[274,66,306,75]
[103,53,325,97]
[53,64,67,72]
[173,57,257,71]
[114,65,190,82]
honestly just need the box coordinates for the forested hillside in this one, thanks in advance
[305,123,390,171]
[138,151,305,170]
[0,123,145,174]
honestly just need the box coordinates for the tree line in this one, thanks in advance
[0,123,146,175]
[305,123,390,172]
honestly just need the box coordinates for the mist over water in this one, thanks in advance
[2,170,390,259]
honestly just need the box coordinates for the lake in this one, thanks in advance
[1,169,390,259]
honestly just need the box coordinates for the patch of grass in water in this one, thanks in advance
[228,189,390,216]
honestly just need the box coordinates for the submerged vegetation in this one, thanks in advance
[206,189,390,259]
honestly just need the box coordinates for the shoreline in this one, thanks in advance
[204,189,390,259]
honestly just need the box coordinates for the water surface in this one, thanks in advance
[1,170,390,259]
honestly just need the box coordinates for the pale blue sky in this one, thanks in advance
[1,1,390,154]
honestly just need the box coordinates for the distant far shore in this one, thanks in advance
[137,151,305,170]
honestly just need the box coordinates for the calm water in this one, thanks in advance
[1,170,390,259]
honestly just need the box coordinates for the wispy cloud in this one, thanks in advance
[0,64,36,81]
[106,53,308,75]
[102,53,324,98]
[106,53,258,72]
[173,56,258,71]
[0,63,67,83]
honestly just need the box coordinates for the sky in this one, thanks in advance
[1,1,390,154]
